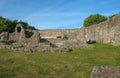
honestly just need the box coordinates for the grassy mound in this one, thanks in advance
[0,43,120,78]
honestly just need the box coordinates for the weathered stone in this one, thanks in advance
[0,15,120,52]
[0,32,9,41]
[90,66,120,78]
[39,15,120,47]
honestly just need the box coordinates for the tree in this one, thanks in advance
[18,20,28,29]
[28,26,37,30]
[84,14,107,27]
[0,16,12,33]
[0,16,37,33]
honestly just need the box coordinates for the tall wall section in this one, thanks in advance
[39,14,120,46]
[85,14,120,45]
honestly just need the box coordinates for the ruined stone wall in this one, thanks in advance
[39,14,120,46]
[85,14,120,45]
[1,15,120,51]
[9,24,41,46]
[39,29,79,39]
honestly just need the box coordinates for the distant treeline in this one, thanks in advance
[0,16,37,33]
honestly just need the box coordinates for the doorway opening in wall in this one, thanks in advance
[17,27,21,32]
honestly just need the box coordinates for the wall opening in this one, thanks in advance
[17,27,21,32]
[25,31,34,38]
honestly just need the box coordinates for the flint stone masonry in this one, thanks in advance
[90,66,120,78]
[0,32,9,41]
[9,24,41,45]
[0,14,120,51]
[39,14,120,46]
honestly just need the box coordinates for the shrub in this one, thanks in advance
[28,26,37,30]
[84,14,107,27]
[108,14,117,19]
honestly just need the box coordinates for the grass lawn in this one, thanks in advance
[0,43,120,78]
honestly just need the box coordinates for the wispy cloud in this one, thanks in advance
[35,12,89,17]
[23,0,69,21]
[12,0,120,29]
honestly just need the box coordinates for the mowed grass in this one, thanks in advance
[0,43,120,78]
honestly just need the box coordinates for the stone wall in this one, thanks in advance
[9,24,41,45]
[0,14,120,52]
[39,14,120,46]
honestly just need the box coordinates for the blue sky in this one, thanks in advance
[0,0,120,29]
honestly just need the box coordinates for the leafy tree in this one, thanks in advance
[0,16,37,33]
[84,14,107,27]
[28,26,37,30]
[0,16,12,33]
[18,20,28,29]
[10,20,19,32]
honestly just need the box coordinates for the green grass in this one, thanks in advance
[0,43,120,78]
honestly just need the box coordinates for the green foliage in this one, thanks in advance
[0,43,120,78]
[84,14,107,27]
[0,16,36,33]
[18,20,28,29]
[108,14,117,19]
[28,26,37,30]
[0,16,18,33]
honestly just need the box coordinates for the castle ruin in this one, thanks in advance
[0,14,120,52]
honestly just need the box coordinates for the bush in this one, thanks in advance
[108,14,117,19]
[84,14,107,27]
[28,26,37,30]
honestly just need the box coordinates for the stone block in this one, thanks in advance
[90,66,120,78]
